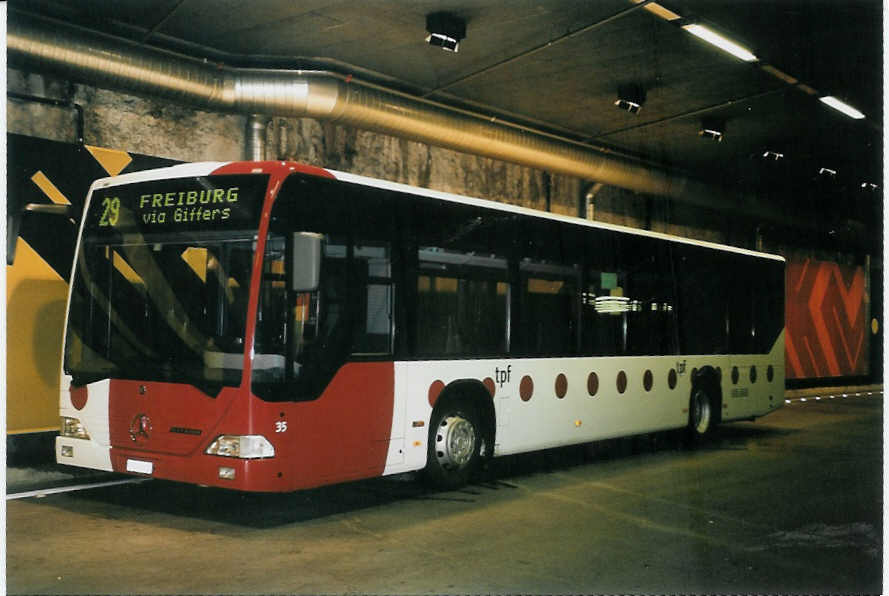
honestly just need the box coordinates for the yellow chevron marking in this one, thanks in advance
[86,145,133,176]
[31,171,71,205]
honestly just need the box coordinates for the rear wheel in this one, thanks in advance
[424,401,482,490]
[686,386,714,444]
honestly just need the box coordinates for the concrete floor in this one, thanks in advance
[7,394,882,594]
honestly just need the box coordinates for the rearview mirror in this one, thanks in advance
[8,204,77,265]
[291,232,323,292]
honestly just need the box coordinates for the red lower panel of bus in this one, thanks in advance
[109,362,395,492]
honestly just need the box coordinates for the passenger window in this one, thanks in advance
[675,249,728,354]
[581,252,676,356]
[416,248,509,356]
[351,242,393,355]
[519,260,579,356]
[581,269,629,355]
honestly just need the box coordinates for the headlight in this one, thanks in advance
[205,435,275,459]
[60,416,90,439]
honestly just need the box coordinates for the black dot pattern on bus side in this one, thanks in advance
[750,366,758,384]
[643,370,653,392]
[731,366,740,385]
[616,371,627,394]
[520,375,534,402]
[766,365,774,382]
[428,380,445,408]
[587,372,599,397]
[555,373,568,399]
[668,369,677,390]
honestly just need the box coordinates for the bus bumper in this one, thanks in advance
[109,448,290,492]
[56,436,113,471]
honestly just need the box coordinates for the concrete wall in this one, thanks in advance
[8,68,752,246]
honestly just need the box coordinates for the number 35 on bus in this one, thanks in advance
[56,160,785,492]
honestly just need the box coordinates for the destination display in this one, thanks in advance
[86,174,270,235]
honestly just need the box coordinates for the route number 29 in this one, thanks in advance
[99,197,121,227]
[275,421,288,433]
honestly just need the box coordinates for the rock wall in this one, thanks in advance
[9,68,752,246]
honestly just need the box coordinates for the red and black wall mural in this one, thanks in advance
[785,258,871,380]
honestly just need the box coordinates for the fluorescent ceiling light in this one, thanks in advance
[819,96,865,119]
[637,1,682,21]
[683,24,758,62]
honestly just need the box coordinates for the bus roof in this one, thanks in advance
[329,169,785,263]
[88,160,785,263]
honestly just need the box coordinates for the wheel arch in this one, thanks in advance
[434,378,496,458]
[691,365,723,425]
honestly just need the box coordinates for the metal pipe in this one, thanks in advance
[245,114,267,161]
[7,13,793,224]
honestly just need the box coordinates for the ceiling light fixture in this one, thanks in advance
[632,0,682,21]
[860,182,879,191]
[700,128,723,142]
[615,84,646,114]
[682,24,758,62]
[425,12,466,53]
[762,151,784,161]
[819,96,865,120]
[819,167,837,177]
[699,117,725,142]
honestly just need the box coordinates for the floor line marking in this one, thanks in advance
[785,391,882,404]
[7,478,148,500]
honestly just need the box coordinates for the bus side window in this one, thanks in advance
[351,242,393,355]
[582,264,677,357]
[519,260,579,356]
[675,249,729,354]
[581,270,626,355]
[416,248,509,357]
[623,252,677,356]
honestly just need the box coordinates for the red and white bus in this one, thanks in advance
[56,160,785,492]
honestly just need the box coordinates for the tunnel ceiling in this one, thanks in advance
[8,0,883,232]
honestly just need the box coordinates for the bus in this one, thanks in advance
[56,160,785,492]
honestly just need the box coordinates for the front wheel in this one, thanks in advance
[424,401,482,490]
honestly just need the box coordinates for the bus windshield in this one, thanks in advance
[64,174,269,395]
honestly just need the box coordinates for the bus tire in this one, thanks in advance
[686,385,715,445]
[424,399,482,490]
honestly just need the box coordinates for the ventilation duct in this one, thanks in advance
[8,14,784,223]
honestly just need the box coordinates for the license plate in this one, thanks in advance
[126,459,153,475]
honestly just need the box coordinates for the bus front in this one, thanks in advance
[55,164,276,488]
